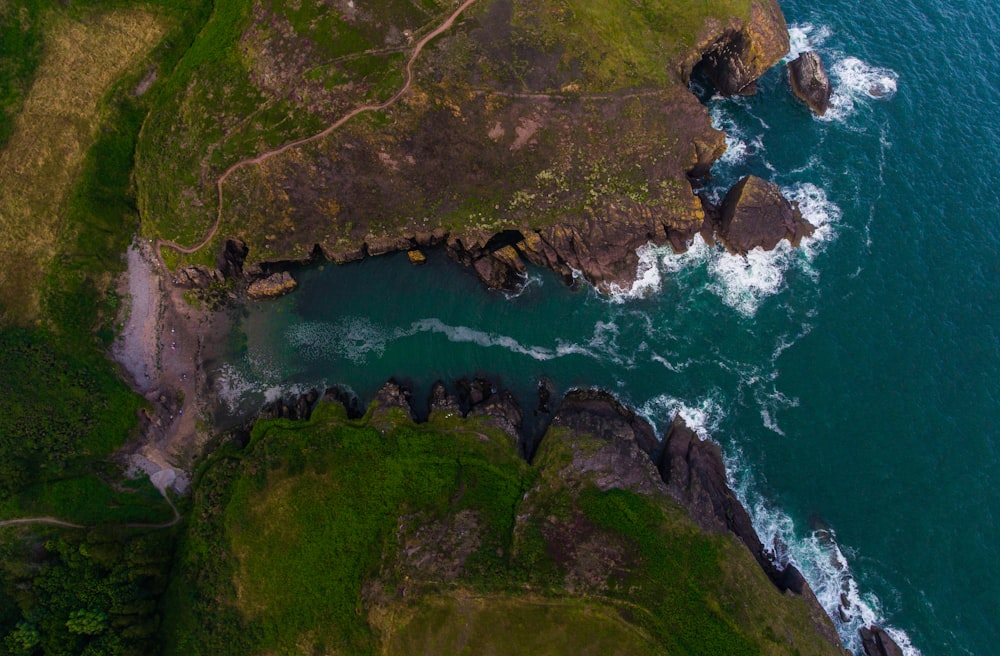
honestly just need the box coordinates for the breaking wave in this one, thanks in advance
[725,450,923,656]
[786,22,899,123]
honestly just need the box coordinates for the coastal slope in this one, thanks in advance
[163,386,845,655]
[138,0,791,291]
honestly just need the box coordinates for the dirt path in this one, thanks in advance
[0,494,180,532]
[155,0,479,263]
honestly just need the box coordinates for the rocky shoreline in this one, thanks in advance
[249,380,905,655]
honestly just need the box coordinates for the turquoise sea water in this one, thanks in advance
[213,1,1000,653]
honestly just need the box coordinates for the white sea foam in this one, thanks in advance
[725,450,924,656]
[286,317,390,363]
[606,244,664,301]
[637,392,725,439]
[409,318,557,361]
[709,105,755,168]
[214,363,263,413]
[604,184,840,316]
[786,22,832,60]
[823,56,899,122]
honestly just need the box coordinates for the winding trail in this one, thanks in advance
[156,0,479,263]
[0,491,182,532]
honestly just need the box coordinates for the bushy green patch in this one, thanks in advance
[0,526,177,656]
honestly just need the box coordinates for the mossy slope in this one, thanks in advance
[164,399,844,656]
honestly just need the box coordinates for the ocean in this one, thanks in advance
[212,0,1000,653]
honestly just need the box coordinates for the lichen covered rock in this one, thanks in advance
[246,271,296,299]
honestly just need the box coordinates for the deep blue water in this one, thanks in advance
[213,1,1000,653]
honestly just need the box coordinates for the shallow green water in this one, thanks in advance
[214,1,1000,652]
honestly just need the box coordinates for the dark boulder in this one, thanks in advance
[860,625,905,656]
[259,388,320,421]
[217,238,249,279]
[718,175,815,254]
[788,51,833,116]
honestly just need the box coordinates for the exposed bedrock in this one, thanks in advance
[246,270,297,299]
[252,382,843,650]
[717,175,816,255]
[693,1,791,95]
[860,625,905,656]
[788,51,833,116]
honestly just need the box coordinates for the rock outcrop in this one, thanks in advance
[718,175,816,254]
[246,271,296,299]
[175,264,223,289]
[217,237,249,278]
[788,51,833,115]
[860,625,905,656]
[259,388,319,421]
[544,389,673,498]
[697,1,791,95]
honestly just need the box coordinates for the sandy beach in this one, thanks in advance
[112,239,234,493]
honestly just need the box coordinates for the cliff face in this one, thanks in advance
[174,383,847,655]
[143,0,797,293]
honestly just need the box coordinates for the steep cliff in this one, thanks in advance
[163,384,848,655]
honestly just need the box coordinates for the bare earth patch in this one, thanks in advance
[0,9,165,321]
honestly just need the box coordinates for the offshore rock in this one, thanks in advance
[860,625,905,656]
[788,51,833,115]
[718,175,815,254]
[407,249,427,265]
[698,1,790,95]
[246,271,296,299]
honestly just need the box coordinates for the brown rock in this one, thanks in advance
[175,265,224,289]
[788,51,833,116]
[407,249,427,265]
[472,246,525,290]
[698,2,790,95]
[246,271,296,299]
[718,175,815,254]
[860,625,905,656]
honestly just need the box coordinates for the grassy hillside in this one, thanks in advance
[135,0,767,270]
[164,399,844,656]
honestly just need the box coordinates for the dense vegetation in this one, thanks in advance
[0,526,177,656]
[163,401,842,656]
[0,1,207,653]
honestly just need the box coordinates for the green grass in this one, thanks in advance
[163,400,845,656]
[6,475,174,526]
[384,593,666,655]
[136,0,447,264]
